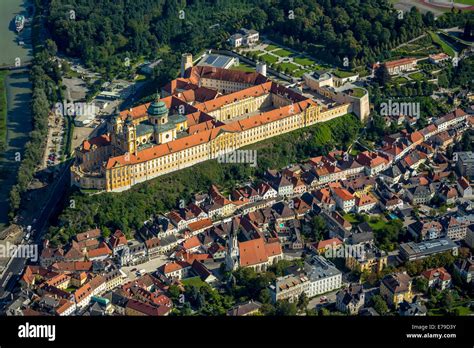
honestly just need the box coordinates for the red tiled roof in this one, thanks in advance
[239,238,282,267]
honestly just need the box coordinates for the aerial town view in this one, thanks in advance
[0,0,473,346]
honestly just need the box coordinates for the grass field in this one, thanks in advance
[392,76,409,84]
[181,276,207,288]
[260,53,278,64]
[0,71,7,152]
[232,62,255,72]
[408,72,425,81]
[294,56,317,66]
[333,69,357,78]
[273,48,293,57]
[349,88,366,98]
[292,69,311,78]
[279,62,299,73]
[429,31,456,57]
[342,213,359,224]
[455,0,474,5]
[264,44,279,52]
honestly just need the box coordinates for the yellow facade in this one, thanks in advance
[380,282,413,308]
[73,68,355,192]
[346,254,387,273]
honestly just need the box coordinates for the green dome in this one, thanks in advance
[148,93,168,117]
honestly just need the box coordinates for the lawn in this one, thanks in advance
[181,276,207,289]
[279,62,299,73]
[273,48,293,57]
[368,216,387,231]
[264,44,279,52]
[428,31,455,57]
[408,72,425,81]
[392,76,409,84]
[455,0,474,4]
[294,56,317,67]
[333,69,357,78]
[342,213,360,224]
[453,305,473,315]
[259,53,278,65]
[232,62,255,73]
[292,69,311,78]
[349,88,366,98]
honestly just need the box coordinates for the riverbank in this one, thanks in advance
[0,0,33,230]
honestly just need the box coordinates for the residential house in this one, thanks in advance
[336,283,365,315]
[454,257,474,284]
[332,188,355,213]
[421,267,452,290]
[380,272,413,308]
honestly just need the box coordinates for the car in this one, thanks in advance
[130,268,137,272]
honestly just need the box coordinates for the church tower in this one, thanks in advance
[123,115,137,155]
[147,93,169,125]
[225,221,240,271]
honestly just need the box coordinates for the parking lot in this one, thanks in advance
[42,112,64,168]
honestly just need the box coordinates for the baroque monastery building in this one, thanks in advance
[72,54,365,192]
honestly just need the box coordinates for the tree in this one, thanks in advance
[440,291,454,311]
[374,65,391,86]
[168,285,181,302]
[275,300,297,316]
[414,277,428,293]
[309,215,327,241]
[297,292,309,312]
[463,20,473,40]
[371,295,389,315]
[259,288,272,304]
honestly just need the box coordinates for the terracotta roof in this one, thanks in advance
[82,135,110,152]
[74,283,93,303]
[332,188,354,201]
[355,193,377,207]
[126,299,171,316]
[187,218,213,233]
[86,242,112,258]
[182,235,202,250]
[383,57,417,69]
[76,229,101,242]
[110,230,128,249]
[239,238,282,267]
[422,267,451,282]
[159,261,191,274]
[55,299,75,315]
[316,237,343,250]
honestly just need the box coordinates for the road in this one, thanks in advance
[392,34,427,51]
[307,285,345,311]
[0,161,71,300]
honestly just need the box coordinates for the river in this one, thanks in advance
[0,0,33,230]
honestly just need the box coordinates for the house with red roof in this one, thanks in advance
[422,267,451,290]
[332,188,355,213]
